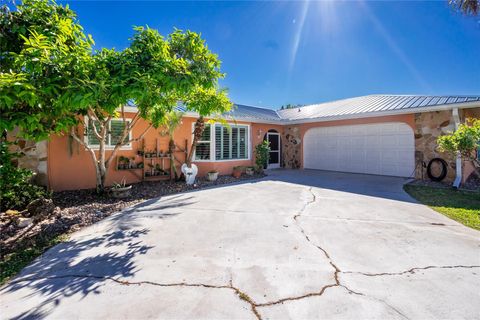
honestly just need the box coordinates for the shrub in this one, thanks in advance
[0,141,49,212]
[437,118,480,164]
[255,140,271,171]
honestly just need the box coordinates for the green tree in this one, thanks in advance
[0,0,94,140]
[160,110,184,179]
[69,27,231,191]
[185,87,232,167]
[1,1,232,191]
[437,118,480,180]
[280,103,303,110]
[449,0,479,15]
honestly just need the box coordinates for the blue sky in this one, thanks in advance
[66,1,480,109]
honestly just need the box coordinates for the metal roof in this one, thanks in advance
[223,104,281,121]
[277,95,480,122]
[178,104,281,122]
[127,94,480,124]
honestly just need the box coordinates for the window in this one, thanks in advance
[214,124,248,160]
[86,119,131,148]
[194,123,249,161]
[194,124,211,160]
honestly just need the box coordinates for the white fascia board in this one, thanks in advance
[181,113,282,125]
[122,106,138,113]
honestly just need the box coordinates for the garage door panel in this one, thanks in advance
[365,125,382,135]
[351,137,365,148]
[303,122,414,177]
[398,137,413,147]
[365,136,381,145]
[337,137,351,147]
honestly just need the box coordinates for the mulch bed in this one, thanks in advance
[0,173,265,256]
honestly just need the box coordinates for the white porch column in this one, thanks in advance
[452,108,462,188]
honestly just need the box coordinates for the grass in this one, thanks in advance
[404,184,480,230]
[0,234,69,285]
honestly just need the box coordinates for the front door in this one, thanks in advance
[267,132,280,169]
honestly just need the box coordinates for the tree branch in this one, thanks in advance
[86,109,103,141]
[128,124,152,143]
[70,127,98,165]
[129,113,141,130]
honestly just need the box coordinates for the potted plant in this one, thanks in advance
[255,140,271,173]
[129,157,136,169]
[118,156,128,169]
[207,170,219,181]
[246,166,255,176]
[111,178,132,198]
[148,163,154,175]
[155,164,162,176]
[232,166,243,178]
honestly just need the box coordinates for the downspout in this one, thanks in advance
[452,108,462,188]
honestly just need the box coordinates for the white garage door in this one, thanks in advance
[303,122,415,177]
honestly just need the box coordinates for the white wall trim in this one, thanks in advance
[192,122,252,163]
[84,117,133,150]
[452,108,462,188]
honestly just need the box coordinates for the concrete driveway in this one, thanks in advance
[1,170,479,319]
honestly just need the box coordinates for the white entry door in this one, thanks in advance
[267,132,280,169]
[303,122,414,177]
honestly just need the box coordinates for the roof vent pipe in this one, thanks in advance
[452,107,462,189]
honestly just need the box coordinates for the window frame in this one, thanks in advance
[193,122,251,162]
[84,117,132,150]
[193,123,213,161]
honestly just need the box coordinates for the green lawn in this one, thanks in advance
[404,184,480,230]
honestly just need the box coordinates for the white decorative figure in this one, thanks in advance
[181,163,198,185]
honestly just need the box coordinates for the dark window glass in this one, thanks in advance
[195,142,210,160]
[269,151,279,163]
[110,120,127,145]
[268,134,279,151]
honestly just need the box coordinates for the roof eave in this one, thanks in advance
[122,101,479,125]
[283,101,480,125]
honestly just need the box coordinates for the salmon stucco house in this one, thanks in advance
[20,94,480,191]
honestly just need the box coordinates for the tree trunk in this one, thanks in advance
[186,116,205,167]
[71,111,150,193]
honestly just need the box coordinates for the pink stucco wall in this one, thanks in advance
[47,114,283,191]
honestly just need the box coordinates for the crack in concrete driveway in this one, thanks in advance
[1,170,479,319]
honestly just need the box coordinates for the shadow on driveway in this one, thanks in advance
[264,169,416,203]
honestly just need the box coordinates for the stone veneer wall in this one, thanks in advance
[414,110,456,183]
[282,126,302,169]
[11,139,49,186]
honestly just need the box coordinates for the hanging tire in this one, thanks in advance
[427,158,448,182]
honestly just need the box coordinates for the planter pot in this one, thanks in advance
[232,169,242,178]
[207,171,219,182]
[181,163,198,185]
[111,185,132,199]
[246,168,254,176]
